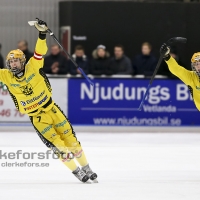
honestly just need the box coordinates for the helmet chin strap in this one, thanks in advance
[15,71,24,78]
[13,67,25,78]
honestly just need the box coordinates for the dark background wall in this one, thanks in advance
[59,1,200,68]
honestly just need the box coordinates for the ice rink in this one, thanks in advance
[0,130,200,200]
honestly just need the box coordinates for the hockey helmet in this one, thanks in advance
[6,49,26,76]
[191,52,200,77]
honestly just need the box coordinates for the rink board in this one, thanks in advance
[1,77,200,126]
[68,78,200,126]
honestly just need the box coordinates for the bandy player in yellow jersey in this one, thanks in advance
[160,43,200,111]
[1,19,97,183]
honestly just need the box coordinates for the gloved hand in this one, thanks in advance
[160,43,170,59]
[34,18,48,34]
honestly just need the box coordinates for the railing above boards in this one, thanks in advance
[46,74,170,79]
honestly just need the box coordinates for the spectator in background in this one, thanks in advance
[90,45,113,75]
[110,45,133,75]
[43,44,68,74]
[132,42,157,76]
[17,40,33,64]
[68,45,89,75]
[0,44,4,69]
[158,46,185,78]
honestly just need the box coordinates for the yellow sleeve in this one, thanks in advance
[29,38,48,68]
[165,56,192,85]
[34,38,48,56]
[0,69,12,86]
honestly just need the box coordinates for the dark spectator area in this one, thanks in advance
[40,40,184,78]
[0,40,185,78]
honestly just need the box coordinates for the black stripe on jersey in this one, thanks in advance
[39,68,52,93]
[29,116,64,157]
[6,85,19,110]
[188,85,193,99]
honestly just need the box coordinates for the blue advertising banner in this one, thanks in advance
[68,78,200,126]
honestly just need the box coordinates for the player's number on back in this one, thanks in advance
[37,116,41,122]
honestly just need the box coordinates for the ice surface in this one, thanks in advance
[0,131,200,200]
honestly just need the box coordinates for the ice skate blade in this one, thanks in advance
[92,179,98,183]
[84,180,92,184]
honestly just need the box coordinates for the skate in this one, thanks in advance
[82,164,98,183]
[72,167,90,183]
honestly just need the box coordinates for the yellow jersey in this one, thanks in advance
[166,56,200,110]
[0,38,54,116]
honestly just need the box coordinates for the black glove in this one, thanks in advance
[36,18,47,27]
[160,43,170,60]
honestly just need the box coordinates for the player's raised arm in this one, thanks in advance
[160,43,192,85]
[33,19,48,62]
